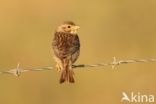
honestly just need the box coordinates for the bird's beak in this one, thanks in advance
[73,26,80,30]
[70,26,80,34]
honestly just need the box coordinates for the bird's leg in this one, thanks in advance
[53,56,63,72]
[56,63,62,72]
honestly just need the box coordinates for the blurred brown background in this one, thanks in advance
[0,0,156,104]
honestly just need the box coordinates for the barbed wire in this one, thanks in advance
[0,57,156,77]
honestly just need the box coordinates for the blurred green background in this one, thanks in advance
[0,0,156,104]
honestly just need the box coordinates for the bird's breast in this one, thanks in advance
[54,32,76,47]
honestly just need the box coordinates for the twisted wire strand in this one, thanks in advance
[0,57,156,77]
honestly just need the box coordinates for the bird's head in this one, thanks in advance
[56,21,80,34]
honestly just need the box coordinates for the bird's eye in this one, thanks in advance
[67,26,71,28]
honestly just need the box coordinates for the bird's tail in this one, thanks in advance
[59,60,74,83]
[60,69,74,83]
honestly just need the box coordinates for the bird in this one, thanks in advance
[52,21,80,83]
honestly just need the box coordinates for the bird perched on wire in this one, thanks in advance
[52,21,80,83]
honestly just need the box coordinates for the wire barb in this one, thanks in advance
[111,57,119,69]
[0,57,156,77]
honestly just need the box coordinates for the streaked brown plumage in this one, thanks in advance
[52,21,80,83]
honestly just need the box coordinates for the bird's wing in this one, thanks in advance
[69,35,80,54]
